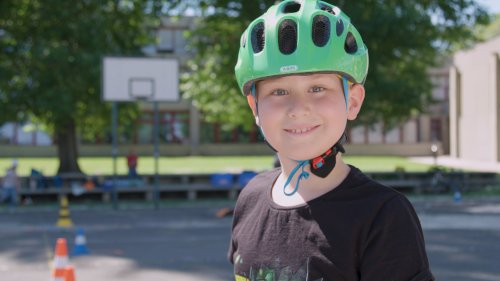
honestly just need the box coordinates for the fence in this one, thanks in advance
[15,170,500,204]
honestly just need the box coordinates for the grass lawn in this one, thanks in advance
[0,156,432,176]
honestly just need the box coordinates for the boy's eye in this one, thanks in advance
[271,89,288,96]
[310,86,325,93]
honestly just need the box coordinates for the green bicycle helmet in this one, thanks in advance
[235,0,369,96]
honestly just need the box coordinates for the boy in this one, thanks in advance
[228,1,435,280]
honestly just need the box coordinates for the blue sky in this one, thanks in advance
[476,0,500,14]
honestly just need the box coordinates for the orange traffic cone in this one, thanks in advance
[51,238,69,281]
[65,265,76,281]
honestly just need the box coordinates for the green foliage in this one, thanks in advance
[181,0,489,130]
[181,16,256,131]
[181,1,276,131]
[0,0,176,171]
[476,14,500,41]
[0,0,163,132]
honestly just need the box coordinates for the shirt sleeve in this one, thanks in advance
[227,199,243,265]
[227,237,236,264]
[227,207,238,264]
[360,195,435,281]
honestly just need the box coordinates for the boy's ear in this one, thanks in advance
[246,95,257,115]
[347,84,365,120]
[246,95,260,126]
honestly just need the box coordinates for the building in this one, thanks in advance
[449,35,500,163]
[347,62,450,156]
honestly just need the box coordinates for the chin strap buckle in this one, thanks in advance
[312,149,331,169]
[282,133,347,196]
[309,134,346,178]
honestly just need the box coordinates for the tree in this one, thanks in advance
[182,1,275,132]
[476,13,500,41]
[181,0,489,130]
[0,0,171,173]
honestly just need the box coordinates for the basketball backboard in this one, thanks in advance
[102,57,179,102]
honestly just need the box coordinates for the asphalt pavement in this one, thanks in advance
[1,196,500,281]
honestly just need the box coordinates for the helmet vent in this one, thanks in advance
[251,22,265,53]
[336,19,344,36]
[278,20,297,55]
[312,15,330,47]
[318,3,336,15]
[282,2,301,13]
[344,32,358,54]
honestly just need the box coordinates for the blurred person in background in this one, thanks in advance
[127,148,139,179]
[1,160,21,211]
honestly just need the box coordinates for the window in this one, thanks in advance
[200,122,263,143]
[430,118,442,142]
[136,111,190,144]
[157,29,175,52]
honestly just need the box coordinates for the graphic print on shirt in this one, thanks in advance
[233,254,324,281]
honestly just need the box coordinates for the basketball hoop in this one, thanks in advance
[102,57,179,102]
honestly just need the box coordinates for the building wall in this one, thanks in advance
[0,123,52,146]
[451,36,500,163]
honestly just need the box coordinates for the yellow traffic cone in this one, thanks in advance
[56,195,73,227]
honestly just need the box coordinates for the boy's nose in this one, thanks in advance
[287,94,311,118]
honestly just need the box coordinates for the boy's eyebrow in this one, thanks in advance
[257,78,285,89]
[258,73,344,90]
[303,74,344,86]
[309,74,351,87]
[308,74,333,82]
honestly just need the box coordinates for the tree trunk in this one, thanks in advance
[56,117,83,175]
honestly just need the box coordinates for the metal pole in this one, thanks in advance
[153,101,160,210]
[112,102,118,210]
[431,143,438,167]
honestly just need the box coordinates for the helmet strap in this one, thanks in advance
[342,76,349,109]
[309,75,349,178]
[283,160,309,196]
[283,132,346,196]
[309,133,346,178]
[281,76,350,195]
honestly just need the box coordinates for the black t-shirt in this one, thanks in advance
[228,166,434,281]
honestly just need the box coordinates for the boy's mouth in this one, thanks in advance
[284,125,320,134]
